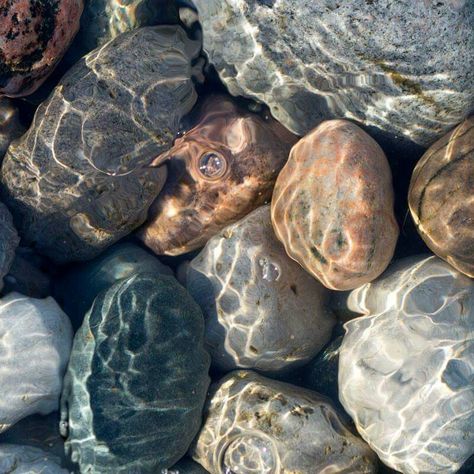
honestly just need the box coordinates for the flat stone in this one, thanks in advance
[0,98,24,159]
[190,371,377,473]
[0,26,202,263]
[339,255,474,474]
[409,117,474,277]
[60,273,210,473]
[271,119,398,291]
[0,444,67,473]
[184,205,336,374]
[193,0,474,147]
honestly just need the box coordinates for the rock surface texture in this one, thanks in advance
[0,202,20,291]
[339,255,474,474]
[0,293,72,434]
[0,0,84,97]
[0,26,202,263]
[0,98,25,158]
[409,117,474,277]
[191,371,377,474]
[0,444,67,473]
[139,95,296,256]
[271,119,398,291]
[185,206,336,373]
[193,0,474,147]
[60,273,210,473]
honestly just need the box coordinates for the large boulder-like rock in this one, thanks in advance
[0,444,67,473]
[339,255,474,474]
[0,26,202,263]
[60,273,210,473]
[194,0,474,148]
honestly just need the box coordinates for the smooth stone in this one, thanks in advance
[193,0,474,148]
[60,272,210,473]
[0,293,72,434]
[167,457,210,474]
[139,94,297,256]
[54,242,173,329]
[0,98,25,159]
[271,119,398,291]
[0,202,20,291]
[184,205,336,374]
[339,255,474,474]
[0,0,84,98]
[0,444,67,473]
[0,26,202,263]
[409,117,474,277]
[190,370,377,474]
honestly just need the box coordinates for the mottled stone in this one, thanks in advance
[0,26,202,263]
[0,444,67,473]
[339,255,474,474]
[272,119,398,291]
[0,202,20,291]
[139,95,296,256]
[193,0,474,148]
[0,0,83,97]
[0,293,72,434]
[191,371,377,474]
[184,206,335,374]
[409,117,474,277]
[54,242,173,329]
[0,98,24,158]
[60,273,210,473]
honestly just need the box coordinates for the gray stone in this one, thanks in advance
[194,0,474,147]
[0,202,19,292]
[0,26,202,263]
[339,255,474,474]
[0,98,24,159]
[0,444,67,473]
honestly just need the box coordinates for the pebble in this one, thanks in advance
[0,202,19,291]
[0,98,24,159]
[0,444,67,473]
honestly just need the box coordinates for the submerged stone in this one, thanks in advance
[0,202,20,292]
[60,273,210,473]
[0,98,24,159]
[0,444,67,473]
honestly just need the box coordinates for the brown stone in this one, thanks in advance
[409,117,474,278]
[271,119,398,291]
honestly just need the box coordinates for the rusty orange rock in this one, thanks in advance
[271,119,398,291]
[409,117,474,278]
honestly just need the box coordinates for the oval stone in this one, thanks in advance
[0,98,24,159]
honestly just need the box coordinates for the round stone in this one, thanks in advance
[0,444,67,473]
[0,98,24,158]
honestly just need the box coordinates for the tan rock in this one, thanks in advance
[409,118,474,278]
[271,119,398,291]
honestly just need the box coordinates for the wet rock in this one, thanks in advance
[271,119,398,291]
[190,371,377,474]
[0,0,84,97]
[0,26,202,263]
[0,202,20,292]
[0,98,24,159]
[168,457,209,474]
[0,444,67,473]
[54,242,173,329]
[60,273,210,473]
[339,255,474,474]
[184,205,335,374]
[139,95,296,256]
[0,293,72,434]
[409,117,474,277]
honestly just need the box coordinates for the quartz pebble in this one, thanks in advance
[0,98,24,159]
[190,371,377,474]
[272,119,398,291]
[139,95,296,256]
[193,0,474,147]
[61,273,210,473]
[0,26,202,263]
[184,205,335,374]
[0,444,67,473]
[339,255,474,474]
[409,117,474,277]
[0,0,84,97]
[0,293,72,434]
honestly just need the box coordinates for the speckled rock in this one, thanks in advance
[271,119,398,291]
[0,202,20,291]
[184,205,335,374]
[0,26,202,263]
[0,0,83,97]
[139,95,296,256]
[191,371,377,474]
[0,444,67,473]
[54,242,173,329]
[193,0,474,147]
[339,255,474,474]
[60,273,210,473]
[409,117,474,277]
[0,98,24,159]
[0,293,72,434]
